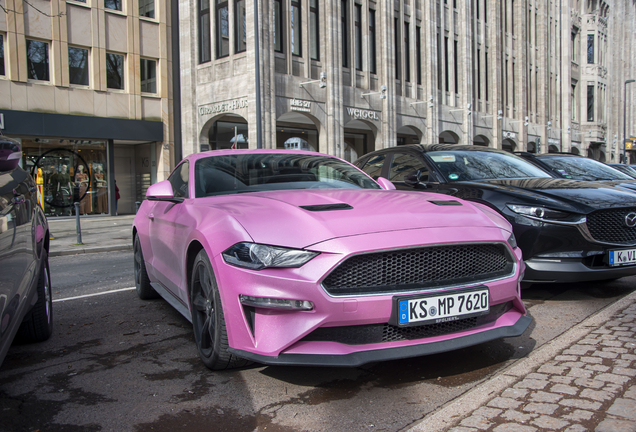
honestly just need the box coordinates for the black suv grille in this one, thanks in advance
[300,302,513,344]
[322,244,514,296]
[586,208,636,245]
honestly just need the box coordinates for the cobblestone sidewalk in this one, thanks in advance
[408,292,636,432]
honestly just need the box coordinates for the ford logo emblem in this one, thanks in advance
[626,213,636,228]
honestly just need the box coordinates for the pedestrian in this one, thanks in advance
[115,180,120,215]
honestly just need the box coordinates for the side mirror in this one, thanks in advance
[146,180,184,203]
[0,137,22,172]
[376,177,396,190]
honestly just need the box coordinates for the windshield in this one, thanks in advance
[538,156,633,181]
[194,153,380,197]
[426,150,551,181]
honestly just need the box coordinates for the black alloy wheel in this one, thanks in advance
[18,250,53,342]
[134,235,159,300]
[190,250,249,370]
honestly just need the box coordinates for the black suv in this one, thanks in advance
[355,144,636,285]
[0,134,52,366]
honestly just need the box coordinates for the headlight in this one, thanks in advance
[507,204,570,220]
[222,242,319,270]
[507,233,518,249]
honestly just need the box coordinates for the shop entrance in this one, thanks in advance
[343,120,376,162]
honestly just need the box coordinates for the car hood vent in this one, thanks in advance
[428,200,462,206]
[300,203,354,211]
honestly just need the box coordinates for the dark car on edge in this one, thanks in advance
[604,163,636,180]
[516,152,636,194]
[354,144,636,285]
[0,134,52,366]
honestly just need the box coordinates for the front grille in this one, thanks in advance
[322,244,514,296]
[586,208,636,245]
[300,302,513,345]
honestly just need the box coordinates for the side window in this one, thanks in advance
[169,162,189,198]
[360,154,386,179]
[389,153,429,182]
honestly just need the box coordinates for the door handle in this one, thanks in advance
[148,213,155,220]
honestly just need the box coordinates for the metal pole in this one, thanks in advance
[74,202,83,245]
[253,0,262,149]
[624,79,635,164]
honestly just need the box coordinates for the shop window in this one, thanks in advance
[106,52,124,89]
[140,58,157,93]
[68,46,89,86]
[276,126,318,152]
[139,0,154,18]
[274,0,283,53]
[0,34,5,76]
[199,0,211,63]
[310,0,319,60]
[209,120,249,149]
[105,0,122,11]
[291,0,301,56]
[234,0,246,53]
[27,39,49,81]
[23,140,109,217]
[216,0,229,58]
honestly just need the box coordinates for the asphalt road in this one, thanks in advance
[0,251,634,432]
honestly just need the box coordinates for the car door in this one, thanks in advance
[147,162,191,303]
[0,169,29,347]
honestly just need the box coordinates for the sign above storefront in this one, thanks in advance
[199,98,249,116]
[290,99,311,113]
[346,108,380,121]
[548,138,560,145]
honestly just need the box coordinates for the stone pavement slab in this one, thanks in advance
[406,291,636,432]
[47,214,135,256]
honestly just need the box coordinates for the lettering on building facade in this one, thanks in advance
[199,98,249,116]
[290,99,311,112]
[346,108,380,121]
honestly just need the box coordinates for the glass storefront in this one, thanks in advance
[209,120,249,150]
[276,126,318,151]
[20,138,109,217]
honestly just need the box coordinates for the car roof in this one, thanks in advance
[183,149,340,164]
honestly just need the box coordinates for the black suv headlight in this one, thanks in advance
[223,243,319,270]
[507,204,571,220]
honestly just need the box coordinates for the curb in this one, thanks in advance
[404,289,636,432]
[49,244,132,257]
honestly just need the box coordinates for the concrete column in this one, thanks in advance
[378,0,396,148]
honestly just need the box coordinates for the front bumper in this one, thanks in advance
[212,227,527,366]
[523,257,636,283]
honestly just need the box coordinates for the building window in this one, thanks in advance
[105,0,122,11]
[139,0,154,18]
[274,0,283,53]
[437,33,442,90]
[198,0,211,63]
[571,32,577,62]
[354,4,362,70]
[310,0,319,60]
[27,39,49,81]
[404,22,410,82]
[369,9,376,74]
[216,0,229,58]
[291,0,301,56]
[140,58,157,93]
[587,34,594,64]
[587,84,594,121]
[444,36,449,91]
[106,52,124,89]
[0,34,5,76]
[485,51,489,101]
[234,0,246,53]
[571,83,577,121]
[477,49,481,99]
[416,26,422,85]
[394,18,400,78]
[484,0,487,22]
[341,0,348,68]
[454,39,458,93]
[68,46,89,86]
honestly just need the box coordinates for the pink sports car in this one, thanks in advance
[132,150,530,370]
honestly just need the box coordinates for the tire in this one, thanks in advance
[134,235,159,300]
[190,250,250,370]
[17,250,53,342]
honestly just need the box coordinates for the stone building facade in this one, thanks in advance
[179,0,636,164]
[0,0,176,216]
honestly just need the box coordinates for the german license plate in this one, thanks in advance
[395,287,490,327]
[609,248,636,267]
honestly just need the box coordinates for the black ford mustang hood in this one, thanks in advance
[454,177,636,214]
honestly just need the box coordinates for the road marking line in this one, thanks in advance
[53,287,136,302]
